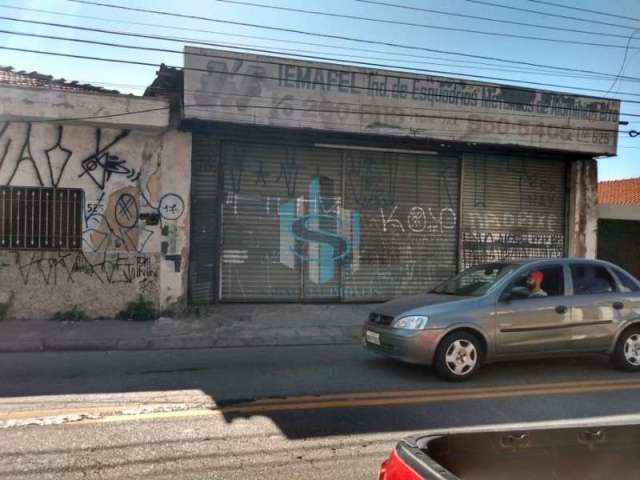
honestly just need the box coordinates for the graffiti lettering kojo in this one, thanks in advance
[279,177,360,284]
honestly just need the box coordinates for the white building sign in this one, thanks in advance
[184,47,620,155]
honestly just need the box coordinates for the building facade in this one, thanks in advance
[0,74,191,319]
[182,47,616,305]
[0,50,620,320]
[598,177,640,278]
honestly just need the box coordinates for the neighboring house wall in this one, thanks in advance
[598,219,640,278]
[598,204,640,222]
[598,203,640,278]
[598,178,640,277]
[0,86,191,319]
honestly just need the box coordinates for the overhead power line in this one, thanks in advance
[463,0,640,30]
[5,4,640,80]
[0,57,629,133]
[3,100,628,136]
[7,102,627,149]
[15,5,640,82]
[5,106,172,123]
[24,74,632,120]
[188,103,626,134]
[0,4,607,77]
[606,30,640,95]
[361,0,640,32]
[0,4,640,79]
[67,0,640,42]
[2,42,637,122]
[164,87,638,125]
[526,0,640,23]
[0,5,569,72]
[172,87,632,123]
[189,0,640,49]
[3,23,640,100]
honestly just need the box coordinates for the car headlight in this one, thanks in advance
[391,315,429,330]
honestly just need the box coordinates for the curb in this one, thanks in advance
[0,334,362,353]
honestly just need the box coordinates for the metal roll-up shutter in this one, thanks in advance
[342,151,460,301]
[189,133,220,304]
[220,142,342,300]
[295,147,343,300]
[461,154,567,269]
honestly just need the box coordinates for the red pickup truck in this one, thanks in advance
[379,418,640,479]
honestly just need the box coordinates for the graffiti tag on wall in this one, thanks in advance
[0,121,186,278]
[15,251,156,285]
[461,157,566,268]
[279,176,360,285]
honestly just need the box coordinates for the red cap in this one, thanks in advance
[529,270,544,283]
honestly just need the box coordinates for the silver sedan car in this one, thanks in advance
[363,258,640,381]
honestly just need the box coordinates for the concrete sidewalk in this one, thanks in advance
[0,304,371,352]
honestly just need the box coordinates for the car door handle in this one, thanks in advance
[555,305,567,314]
[613,301,624,310]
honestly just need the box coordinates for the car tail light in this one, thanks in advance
[378,449,423,480]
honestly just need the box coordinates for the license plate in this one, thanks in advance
[366,330,380,345]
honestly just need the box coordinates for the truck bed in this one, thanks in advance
[396,417,640,479]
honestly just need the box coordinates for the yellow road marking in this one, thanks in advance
[220,381,640,414]
[93,380,640,424]
[246,378,640,406]
[4,378,640,425]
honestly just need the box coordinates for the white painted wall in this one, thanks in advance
[599,204,640,221]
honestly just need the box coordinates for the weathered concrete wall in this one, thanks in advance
[0,121,191,319]
[567,158,598,258]
[0,85,169,130]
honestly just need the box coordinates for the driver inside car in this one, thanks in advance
[527,270,548,298]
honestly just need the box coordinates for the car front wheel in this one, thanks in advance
[434,331,481,381]
[613,328,640,371]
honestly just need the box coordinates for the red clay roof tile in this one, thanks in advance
[598,177,640,205]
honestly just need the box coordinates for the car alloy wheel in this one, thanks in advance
[445,339,478,376]
[613,328,640,372]
[623,334,640,366]
[434,331,482,381]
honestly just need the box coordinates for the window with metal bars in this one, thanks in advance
[0,187,83,250]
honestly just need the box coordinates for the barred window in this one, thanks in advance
[0,187,83,250]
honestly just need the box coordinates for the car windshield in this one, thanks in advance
[432,263,518,296]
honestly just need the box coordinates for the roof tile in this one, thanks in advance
[598,177,640,205]
[0,66,120,94]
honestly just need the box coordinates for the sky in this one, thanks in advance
[0,0,638,180]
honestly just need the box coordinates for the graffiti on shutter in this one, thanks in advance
[461,155,566,268]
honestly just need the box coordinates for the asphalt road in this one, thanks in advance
[2,345,640,479]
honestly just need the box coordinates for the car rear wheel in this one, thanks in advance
[434,331,481,381]
[613,328,640,371]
